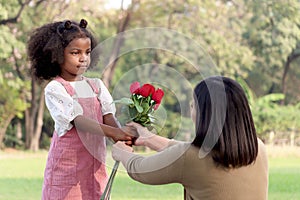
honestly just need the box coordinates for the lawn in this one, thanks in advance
[0,146,299,200]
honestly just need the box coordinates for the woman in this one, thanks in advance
[112,76,268,200]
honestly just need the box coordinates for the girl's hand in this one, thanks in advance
[110,127,134,143]
[112,141,133,161]
[125,122,155,146]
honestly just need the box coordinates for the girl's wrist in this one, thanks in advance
[100,123,116,138]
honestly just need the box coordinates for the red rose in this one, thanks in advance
[139,84,155,97]
[152,88,164,104]
[130,81,140,94]
[153,103,160,110]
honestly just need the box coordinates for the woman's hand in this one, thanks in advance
[126,122,172,151]
[103,113,135,143]
[112,141,134,162]
[125,122,155,146]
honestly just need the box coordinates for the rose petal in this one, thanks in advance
[152,88,164,104]
[139,84,155,97]
[153,103,160,110]
[130,81,140,94]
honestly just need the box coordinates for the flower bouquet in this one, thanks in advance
[114,81,164,129]
[100,81,164,200]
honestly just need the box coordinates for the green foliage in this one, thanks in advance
[244,0,300,86]
[0,0,299,149]
[0,70,28,124]
[114,82,164,128]
[3,123,23,148]
[39,132,51,150]
[238,77,300,140]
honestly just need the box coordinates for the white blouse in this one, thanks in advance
[44,78,116,137]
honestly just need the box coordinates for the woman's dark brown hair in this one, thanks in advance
[192,76,258,168]
[27,19,97,80]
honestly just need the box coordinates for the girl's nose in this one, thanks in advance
[80,53,88,62]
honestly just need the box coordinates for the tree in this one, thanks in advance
[0,70,28,149]
[0,0,32,148]
[238,77,300,144]
[1,0,299,149]
[101,0,139,87]
[0,0,72,150]
[244,0,300,102]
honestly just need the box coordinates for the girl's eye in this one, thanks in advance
[71,52,79,55]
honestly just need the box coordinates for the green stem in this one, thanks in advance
[100,161,120,200]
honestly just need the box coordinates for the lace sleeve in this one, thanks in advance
[96,79,116,115]
[44,80,83,137]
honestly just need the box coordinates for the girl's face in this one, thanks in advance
[60,37,91,81]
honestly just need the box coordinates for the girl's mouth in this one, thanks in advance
[78,65,88,69]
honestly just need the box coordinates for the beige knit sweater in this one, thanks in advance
[125,139,268,200]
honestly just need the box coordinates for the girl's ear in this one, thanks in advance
[79,19,88,28]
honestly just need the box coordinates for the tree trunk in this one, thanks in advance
[281,56,291,105]
[25,80,36,148]
[29,90,45,151]
[25,78,45,151]
[281,52,300,104]
[16,120,22,140]
[0,114,14,149]
[25,108,33,148]
[102,3,134,87]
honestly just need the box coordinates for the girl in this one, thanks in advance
[27,19,133,200]
[112,76,268,200]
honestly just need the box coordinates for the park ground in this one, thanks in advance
[0,145,300,200]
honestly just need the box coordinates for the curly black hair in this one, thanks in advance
[27,19,98,80]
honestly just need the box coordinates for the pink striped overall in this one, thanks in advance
[42,77,108,200]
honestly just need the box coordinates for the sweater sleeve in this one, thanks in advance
[126,142,190,185]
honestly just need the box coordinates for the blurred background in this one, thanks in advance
[0,0,299,152]
[0,1,300,199]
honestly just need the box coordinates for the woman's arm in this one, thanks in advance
[73,115,133,142]
[112,141,187,185]
[126,122,176,151]
[103,113,135,145]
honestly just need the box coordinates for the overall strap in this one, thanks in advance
[83,77,100,95]
[54,76,76,96]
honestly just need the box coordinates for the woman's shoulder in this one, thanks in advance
[257,138,267,152]
[257,138,268,158]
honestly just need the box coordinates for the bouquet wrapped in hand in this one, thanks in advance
[101,81,164,200]
[114,81,164,129]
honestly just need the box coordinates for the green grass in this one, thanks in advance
[0,150,182,200]
[0,151,46,200]
[0,147,300,200]
[110,173,182,200]
[268,157,300,200]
